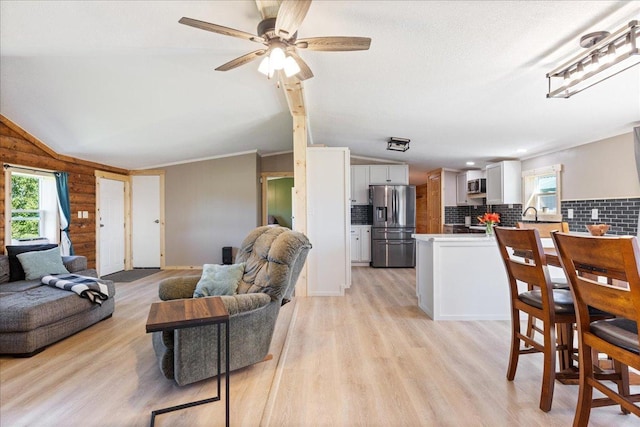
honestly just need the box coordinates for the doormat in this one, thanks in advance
[101,269,162,283]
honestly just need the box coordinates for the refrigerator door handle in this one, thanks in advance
[392,188,397,224]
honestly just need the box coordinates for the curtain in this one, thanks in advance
[635,127,640,238]
[54,172,74,255]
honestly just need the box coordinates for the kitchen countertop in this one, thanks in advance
[412,233,494,242]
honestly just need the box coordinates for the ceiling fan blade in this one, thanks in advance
[275,0,312,39]
[295,36,371,51]
[179,17,266,44]
[288,51,314,81]
[215,49,267,71]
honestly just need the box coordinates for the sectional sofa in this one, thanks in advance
[0,252,115,356]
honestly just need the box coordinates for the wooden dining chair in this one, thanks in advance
[494,226,580,412]
[516,222,571,345]
[552,232,640,426]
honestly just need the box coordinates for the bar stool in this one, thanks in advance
[516,222,570,345]
[552,232,640,426]
[494,227,607,411]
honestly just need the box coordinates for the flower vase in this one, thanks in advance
[486,223,493,236]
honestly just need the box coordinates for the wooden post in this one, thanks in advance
[279,74,308,296]
[292,115,308,296]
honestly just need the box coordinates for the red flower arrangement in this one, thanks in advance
[478,212,500,235]
[477,212,500,226]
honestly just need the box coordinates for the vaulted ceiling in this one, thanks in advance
[1,1,639,183]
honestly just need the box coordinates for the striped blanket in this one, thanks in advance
[42,274,110,305]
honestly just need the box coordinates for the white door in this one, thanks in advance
[99,178,125,276]
[132,175,161,268]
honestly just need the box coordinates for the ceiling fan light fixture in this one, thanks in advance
[269,47,286,70]
[283,56,301,77]
[258,56,275,78]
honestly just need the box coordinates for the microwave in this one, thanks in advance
[467,178,486,194]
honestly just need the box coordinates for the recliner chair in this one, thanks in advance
[152,226,311,386]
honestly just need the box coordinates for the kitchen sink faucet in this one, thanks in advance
[522,206,538,222]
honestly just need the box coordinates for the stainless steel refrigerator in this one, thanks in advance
[369,185,416,267]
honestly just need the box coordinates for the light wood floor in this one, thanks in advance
[1,267,638,426]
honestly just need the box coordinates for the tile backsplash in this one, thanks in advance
[562,198,639,236]
[445,204,523,227]
[351,205,372,225]
[446,198,639,236]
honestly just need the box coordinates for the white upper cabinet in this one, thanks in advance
[351,165,409,205]
[350,165,370,205]
[444,170,458,207]
[456,172,483,206]
[369,165,409,185]
[485,161,521,205]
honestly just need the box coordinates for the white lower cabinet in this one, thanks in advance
[351,225,371,264]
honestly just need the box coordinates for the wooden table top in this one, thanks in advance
[146,297,229,333]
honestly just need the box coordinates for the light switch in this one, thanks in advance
[591,209,598,220]
[567,209,574,219]
[82,211,89,219]
[77,211,82,219]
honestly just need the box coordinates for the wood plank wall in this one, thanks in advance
[0,115,127,268]
[416,183,427,233]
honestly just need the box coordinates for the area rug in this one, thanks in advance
[101,269,162,283]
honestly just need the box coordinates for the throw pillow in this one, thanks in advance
[6,244,58,281]
[193,263,245,298]
[16,247,70,280]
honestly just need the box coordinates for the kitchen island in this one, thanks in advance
[412,233,510,321]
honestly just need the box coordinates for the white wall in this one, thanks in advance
[306,147,350,296]
[521,132,640,200]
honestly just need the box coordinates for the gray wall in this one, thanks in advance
[522,132,640,200]
[164,153,260,267]
[261,152,293,172]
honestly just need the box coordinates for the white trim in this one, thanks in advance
[260,150,293,157]
[350,154,406,164]
[5,165,55,177]
[522,163,562,176]
[139,149,258,169]
[561,196,640,202]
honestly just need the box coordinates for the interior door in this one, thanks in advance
[131,175,161,268]
[98,178,125,276]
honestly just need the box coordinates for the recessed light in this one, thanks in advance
[466,161,475,166]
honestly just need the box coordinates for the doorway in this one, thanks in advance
[261,172,294,227]
[131,173,164,268]
[97,177,126,276]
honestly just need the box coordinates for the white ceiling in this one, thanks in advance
[1,1,639,183]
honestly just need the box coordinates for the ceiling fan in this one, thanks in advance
[178,0,371,81]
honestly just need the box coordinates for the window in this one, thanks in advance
[6,169,59,245]
[522,164,562,222]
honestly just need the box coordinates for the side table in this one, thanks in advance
[145,297,230,427]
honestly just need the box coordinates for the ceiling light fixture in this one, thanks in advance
[387,137,410,152]
[466,161,475,166]
[258,44,301,79]
[546,20,639,98]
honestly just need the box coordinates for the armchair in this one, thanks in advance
[152,226,311,386]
